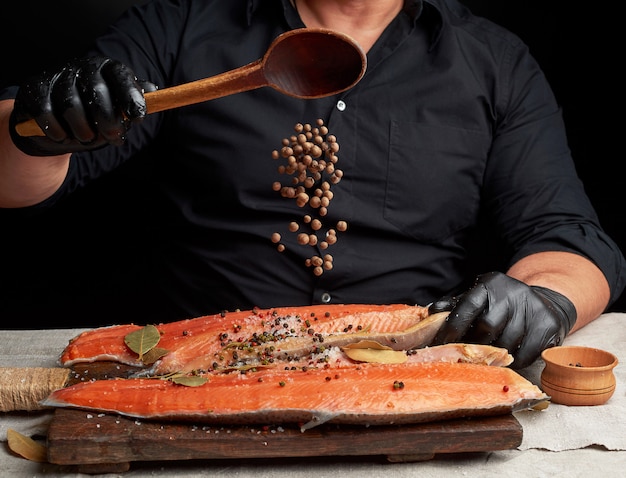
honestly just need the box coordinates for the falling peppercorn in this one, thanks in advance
[270,119,348,275]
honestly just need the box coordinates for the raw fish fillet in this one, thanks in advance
[42,361,547,430]
[59,304,445,374]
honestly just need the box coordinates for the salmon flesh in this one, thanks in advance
[42,360,547,430]
[59,304,447,374]
[47,304,547,428]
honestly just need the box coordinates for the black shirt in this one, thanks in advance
[2,0,624,327]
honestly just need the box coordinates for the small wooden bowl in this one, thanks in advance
[541,346,618,406]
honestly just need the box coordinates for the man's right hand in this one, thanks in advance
[9,56,156,157]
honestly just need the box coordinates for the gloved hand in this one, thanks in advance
[429,271,577,369]
[9,56,156,156]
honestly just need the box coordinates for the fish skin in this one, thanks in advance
[41,361,547,430]
[406,343,514,367]
[58,304,438,374]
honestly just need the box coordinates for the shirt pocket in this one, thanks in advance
[384,121,490,243]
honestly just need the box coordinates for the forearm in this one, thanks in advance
[0,99,70,208]
[506,251,610,333]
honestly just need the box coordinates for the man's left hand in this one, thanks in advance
[429,271,577,369]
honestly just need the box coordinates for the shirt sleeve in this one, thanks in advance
[483,41,626,304]
[0,85,18,100]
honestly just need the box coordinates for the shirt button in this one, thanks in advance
[336,100,346,112]
[321,292,332,303]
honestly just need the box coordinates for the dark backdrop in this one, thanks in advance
[2,1,623,311]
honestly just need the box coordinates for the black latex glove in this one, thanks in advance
[9,56,156,156]
[429,271,577,369]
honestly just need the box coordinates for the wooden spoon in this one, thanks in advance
[16,28,367,137]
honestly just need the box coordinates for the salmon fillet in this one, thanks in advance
[42,361,547,430]
[59,304,444,374]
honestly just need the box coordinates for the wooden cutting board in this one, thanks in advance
[43,362,524,474]
[46,408,523,473]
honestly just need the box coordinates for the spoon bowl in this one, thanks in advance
[262,29,367,99]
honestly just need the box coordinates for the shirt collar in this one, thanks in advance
[247,0,445,48]
[419,0,445,49]
[396,0,446,50]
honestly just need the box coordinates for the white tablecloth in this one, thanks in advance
[1,313,625,476]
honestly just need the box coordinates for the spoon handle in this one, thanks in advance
[145,59,265,115]
[14,60,266,137]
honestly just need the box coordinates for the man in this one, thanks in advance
[1,0,623,368]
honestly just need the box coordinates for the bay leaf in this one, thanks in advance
[124,324,162,358]
[342,340,407,364]
[170,375,209,387]
[7,429,47,463]
[141,346,170,365]
[342,340,394,351]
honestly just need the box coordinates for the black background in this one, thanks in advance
[2,1,623,311]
